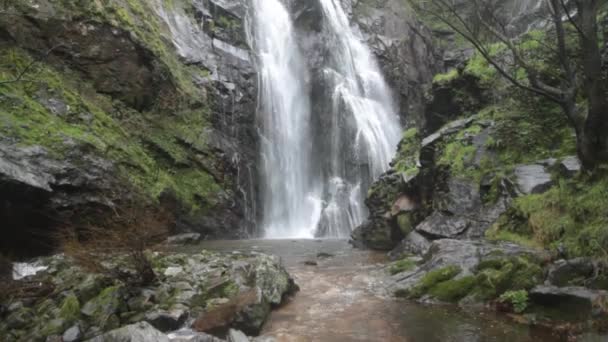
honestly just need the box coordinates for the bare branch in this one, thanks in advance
[0,44,63,85]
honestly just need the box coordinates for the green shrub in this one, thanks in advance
[499,290,529,313]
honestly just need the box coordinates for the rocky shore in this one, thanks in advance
[1,248,296,341]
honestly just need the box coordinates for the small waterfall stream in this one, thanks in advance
[248,0,401,238]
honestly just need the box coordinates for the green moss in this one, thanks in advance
[408,265,462,298]
[463,44,505,86]
[396,213,414,236]
[59,294,81,323]
[473,256,543,300]
[389,258,417,275]
[433,69,460,85]
[428,276,476,302]
[0,47,219,213]
[492,176,608,258]
[393,127,421,177]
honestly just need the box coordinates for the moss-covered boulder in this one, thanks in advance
[390,239,547,305]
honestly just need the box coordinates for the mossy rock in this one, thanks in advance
[81,285,126,330]
[407,265,462,298]
[389,258,417,275]
[428,276,477,302]
[59,294,81,323]
[472,255,543,301]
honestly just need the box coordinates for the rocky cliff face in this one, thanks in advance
[0,0,259,256]
[0,0,440,252]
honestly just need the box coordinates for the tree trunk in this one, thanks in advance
[577,0,608,169]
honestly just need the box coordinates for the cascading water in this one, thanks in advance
[248,0,401,238]
[247,0,322,238]
[315,0,402,237]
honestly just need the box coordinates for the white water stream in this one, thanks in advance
[248,0,401,238]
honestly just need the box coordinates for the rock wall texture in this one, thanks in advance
[0,0,259,255]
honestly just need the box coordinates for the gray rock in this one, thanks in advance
[168,329,225,342]
[167,233,202,245]
[514,164,553,194]
[559,156,581,177]
[390,239,546,295]
[389,231,432,259]
[415,212,469,239]
[87,322,169,342]
[164,266,184,277]
[530,285,608,318]
[144,308,188,332]
[546,258,594,287]
[63,325,82,342]
[227,329,250,342]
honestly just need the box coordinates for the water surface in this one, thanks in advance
[196,239,572,342]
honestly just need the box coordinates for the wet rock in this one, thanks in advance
[559,156,581,178]
[81,286,125,330]
[62,324,82,342]
[514,164,553,194]
[390,239,547,299]
[168,329,224,342]
[546,258,595,287]
[227,329,249,342]
[415,212,469,239]
[316,252,334,259]
[164,267,184,277]
[167,233,202,245]
[87,322,169,342]
[144,308,188,332]
[389,231,432,259]
[530,285,608,318]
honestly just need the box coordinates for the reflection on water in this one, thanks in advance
[191,239,590,342]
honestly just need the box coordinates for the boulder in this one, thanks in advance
[546,258,595,287]
[87,322,169,342]
[227,329,250,342]
[62,325,82,342]
[514,164,553,194]
[415,212,469,239]
[530,285,608,319]
[389,231,432,259]
[390,239,547,300]
[559,156,582,178]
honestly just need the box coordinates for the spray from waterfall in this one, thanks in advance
[247,0,322,238]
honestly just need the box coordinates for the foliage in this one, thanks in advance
[433,69,460,85]
[393,127,421,177]
[499,290,529,313]
[492,175,608,258]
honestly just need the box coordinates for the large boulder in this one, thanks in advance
[530,286,608,319]
[389,239,547,304]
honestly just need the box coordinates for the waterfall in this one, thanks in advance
[248,0,401,238]
[315,0,402,237]
[247,0,323,238]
